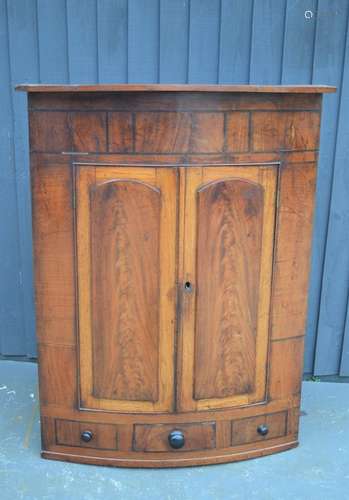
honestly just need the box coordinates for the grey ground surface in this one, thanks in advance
[0,360,348,500]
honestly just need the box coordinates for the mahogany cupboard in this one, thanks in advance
[18,84,335,467]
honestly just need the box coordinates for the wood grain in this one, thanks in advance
[29,110,321,155]
[26,88,324,467]
[31,150,318,169]
[177,165,277,411]
[38,344,77,408]
[18,83,336,93]
[28,92,323,116]
[29,111,71,152]
[31,160,75,346]
[70,112,107,152]
[90,180,160,402]
[135,112,191,153]
[216,421,232,449]
[76,165,177,413]
[134,111,243,154]
[269,337,305,401]
[40,395,299,424]
[231,411,287,446]
[194,179,263,400]
[252,111,320,151]
[271,163,317,339]
[41,442,298,468]
[225,112,249,152]
[191,112,224,152]
[133,422,216,452]
[29,111,107,152]
[108,112,133,152]
[55,419,118,450]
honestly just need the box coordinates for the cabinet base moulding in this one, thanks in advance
[41,439,299,468]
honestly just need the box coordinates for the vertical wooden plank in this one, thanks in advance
[31,159,75,347]
[188,0,221,83]
[305,0,349,375]
[271,162,318,342]
[281,0,317,84]
[37,0,69,83]
[128,0,160,83]
[159,0,189,83]
[66,0,98,83]
[218,0,253,84]
[7,0,39,356]
[314,6,349,375]
[0,0,25,355]
[97,0,128,83]
[250,0,287,84]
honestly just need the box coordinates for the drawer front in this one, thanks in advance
[134,422,216,452]
[232,411,287,446]
[55,419,118,450]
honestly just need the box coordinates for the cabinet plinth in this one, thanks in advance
[21,84,333,468]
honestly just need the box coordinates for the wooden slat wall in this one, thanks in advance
[1,0,348,375]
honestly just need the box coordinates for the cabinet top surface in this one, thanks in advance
[16,83,335,94]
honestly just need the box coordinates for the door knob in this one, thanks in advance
[184,281,193,292]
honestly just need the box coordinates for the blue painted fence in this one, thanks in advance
[1,0,349,376]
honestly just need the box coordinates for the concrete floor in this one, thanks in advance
[0,361,348,500]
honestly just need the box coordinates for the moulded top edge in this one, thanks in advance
[15,83,336,94]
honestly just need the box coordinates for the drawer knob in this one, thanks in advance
[257,424,269,436]
[81,430,93,442]
[168,430,185,449]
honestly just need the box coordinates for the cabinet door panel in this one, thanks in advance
[76,165,177,413]
[90,180,160,402]
[195,179,264,400]
[178,166,277,411]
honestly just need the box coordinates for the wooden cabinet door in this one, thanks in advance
[177,165,277,411]
[75,165,177,413]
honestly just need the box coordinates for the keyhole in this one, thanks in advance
[184,281,192,292]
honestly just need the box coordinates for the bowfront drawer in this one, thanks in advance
[133,422,216,452]
[232,411,287,446]
[55,419,118,450]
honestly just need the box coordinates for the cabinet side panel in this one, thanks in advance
[271,162,317,339]
[269,337,304,401]
[90,181,161,402]
[194,180,263,399]
[31,158,75,346]
[38,344,77,408]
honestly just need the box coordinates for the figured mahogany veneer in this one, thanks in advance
[19,84,335,468]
